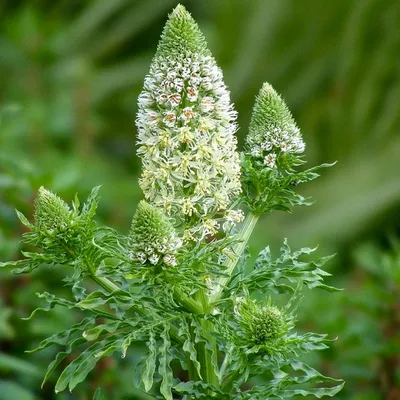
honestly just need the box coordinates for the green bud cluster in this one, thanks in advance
[128,201,182,267]
[34,187,75,235]
[32,187,85,253]
[235,297,287,349]
[246,83,305,169]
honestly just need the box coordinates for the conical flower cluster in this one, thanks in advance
[34,187,74,236]
[246,83,305,169]
[136,5,242,239]
[128,201,182,267]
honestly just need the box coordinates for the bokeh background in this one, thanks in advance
[1,0,400,399]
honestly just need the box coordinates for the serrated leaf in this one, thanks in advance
[158,326,173,400]
[142,330,157,392]
[27,316,95,353]
[41,337,86,388]
[179,319,202,379]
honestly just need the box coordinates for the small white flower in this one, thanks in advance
[157,93,168,104]
[157,243,168,253]
[180,107,196,123]
[225,209,245,224]
[203,219,220,236]
[144,246,154,254]
[182,198,196,216]
[186,87,198,102]
[178,126,194,143]
[250,146,262,158]
[170,237,183,250]
[163,111,177,127]
[174,78,184,92]
[280,141,288,152]
[168,93,182,107]
[264,153,277,168]
[149,254,160,265]
[136,252,147,264]
[163,254,177,266]
[261,141,273,151]
[201,77,213,91]
[200,96,214,113]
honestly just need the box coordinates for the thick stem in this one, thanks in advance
[210,213,259,304]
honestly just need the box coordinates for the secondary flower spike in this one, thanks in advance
[34,187,73,234]
[136,4,241,238]
[246,83,305,168]
[128,201,182,267]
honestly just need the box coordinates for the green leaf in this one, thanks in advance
[27,316,95,353]
[93,387,107,400]
[15,209,32,228]
[158,326,173,400]
[179,319,202,379]
[55,340,102,393]
[237,240,339,294]
[142,330,157,392]
[41,337,86,388]
[83,320,124,341]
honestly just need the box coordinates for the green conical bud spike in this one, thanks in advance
[34,187,72,234]
[246,83,305,168]
[129,201,182,267]
[250,83,295,134]
[155,5,210,58]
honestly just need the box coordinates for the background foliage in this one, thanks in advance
[0,0,399,399]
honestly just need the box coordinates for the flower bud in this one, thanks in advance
[236,298,286,348]
[246,83,305,168]
[34,187,74,236]
[128,201,181,267]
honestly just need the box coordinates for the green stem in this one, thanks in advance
[210,213,259,304]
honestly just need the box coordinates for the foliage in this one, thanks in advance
[0,0,399,399]
[0,4,346,400]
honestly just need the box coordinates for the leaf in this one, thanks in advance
[238,240,339,294]
[174,380,228,399]
[93,387,107,400]
[142,330,157,392]
[15,209,32,228]
[82,320,124,342]
[27,316,95,353]
[158,326,173,400]
[41,337,86,388]
[179,319,202,379]
[55,342,100,393]
[76,290,132,310]
[82,186,101,219]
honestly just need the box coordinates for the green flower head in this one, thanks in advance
[128,201,182,267]
[246,83,305,168]
[34,187,74,235]
[235,297,287,349]
[136,4,241,239]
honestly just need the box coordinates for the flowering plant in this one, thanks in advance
[1,5,343,399]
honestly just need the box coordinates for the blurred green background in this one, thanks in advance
[1,0,400,399]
